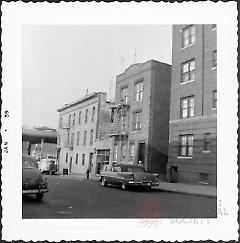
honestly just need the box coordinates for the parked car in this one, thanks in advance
[38,159,58,175]
[22,155,48,201]
[99,164,159,190]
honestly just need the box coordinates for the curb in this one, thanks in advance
[154,186,217,198]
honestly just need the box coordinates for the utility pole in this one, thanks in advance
[133,47,137,64]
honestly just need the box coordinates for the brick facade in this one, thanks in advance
[110,60,171,174]
[167,25,217,185]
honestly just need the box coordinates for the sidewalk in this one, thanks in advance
[58,172,100,181]
[156,182,217,198]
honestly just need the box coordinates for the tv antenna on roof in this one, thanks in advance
[120,56,125,73]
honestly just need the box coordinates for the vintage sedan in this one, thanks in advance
[22,155,48,201]
[99,164,159,190]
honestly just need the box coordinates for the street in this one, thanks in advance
[22,175,216,218]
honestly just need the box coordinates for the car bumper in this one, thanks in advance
[126,181,159,187]
[22,189,48,194]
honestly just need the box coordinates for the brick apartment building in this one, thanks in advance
[109,60,171,174]
[57,92,113,175]
[167,24,217,185]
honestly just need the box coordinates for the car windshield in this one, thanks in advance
[22,157,38,168]
[122,166,146,172]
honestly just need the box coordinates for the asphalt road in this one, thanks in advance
[22,175,217,218]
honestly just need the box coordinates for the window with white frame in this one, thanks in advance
[180,96,194,118]
[83,131,87,145]
[203,133,211,152]
[73,113,75,126]
[113,144,118,161]
[121,87,128,103]
[92,107,95,121]
[181,59,195,83]
[179,134,193,157]
[68,115,71,127]
[78,111,81,124]
[85,109,88,123]
[134,81,143,101]
[71,133,74,146]
[132,111,142,131]
[129,143,134,162]
[77,131,80,146]
[212,50,217,68]
[90,130,94,145]
[82,154,85,165]
[212,90,217,109]
[75,153,79,164]
[121,114,126,132]
[121,143,126,162]
[182,25,195,48]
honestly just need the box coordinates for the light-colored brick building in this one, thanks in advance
[57,92,113,175]
[109,60,171,174]
[167,24,217,185]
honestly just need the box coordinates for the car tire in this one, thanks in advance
[36,193,44,201]
[121,183,127,190]
[101,177,107,187]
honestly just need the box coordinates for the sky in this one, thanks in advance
[23,25,172,129]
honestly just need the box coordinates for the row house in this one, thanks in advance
[167,24,217,185]
[57,92,113,174]
[109,60,171,174]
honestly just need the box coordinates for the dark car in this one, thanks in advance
[22,155,48,201]
[99,164,159,190]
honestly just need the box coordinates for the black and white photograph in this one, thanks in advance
[1,2,238,242]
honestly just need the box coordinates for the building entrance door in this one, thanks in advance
[69,156,72,172]
[89,153,93,173]
[170,166,178,183]
[138,143,145,165]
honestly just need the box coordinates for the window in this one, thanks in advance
[132,111,142,131]
[134,81,143,101]
[67,132,70,144]
[179,134,193,157]
[212,24,217,30]
[65,153,68,163]
[77,132,80,146]
[83,131,87,145]
[71,133,74,146]
[68,115,71,127]
[212,50,217,68]
[129,143,134,161]
[59,117,63,129]
[73,113,75,126]
[180,96,194,118]
[78,111,81,124]
[75,153,79,164]
[121,143,126,162]
[90,130,94,145]
[203,133,211,152]
[182,25,195,48]
[121,114,126,131]
[113,144,117,161]
[82,154,85,165]
[181,59,195,83]
[212,90,217,109]
[121,87,128,103]
[199,173,209,184]
[92,107,95,121]
[85,109,88,123]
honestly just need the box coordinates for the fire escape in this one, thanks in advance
[109,102,130,140]
[61,122,74,150]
